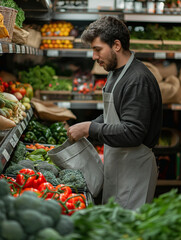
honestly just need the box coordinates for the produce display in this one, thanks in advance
[0,92,26,129]
[19,65,72,92]
[0,0,25,28]
[0,179,75,239]
[40,21,74,50]
[0,176,181,240]
[4,141,87,190]
[130,24,181,50]
[23,119,68,145]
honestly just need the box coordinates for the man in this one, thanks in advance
[67,16,162,210]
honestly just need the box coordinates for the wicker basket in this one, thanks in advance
[0,6,17,42]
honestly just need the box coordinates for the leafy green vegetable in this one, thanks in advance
[0,0,25,28]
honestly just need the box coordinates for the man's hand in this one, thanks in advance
[67,121,91,142]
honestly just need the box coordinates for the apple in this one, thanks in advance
[13,92,23,100]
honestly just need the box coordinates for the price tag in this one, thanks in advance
[18,124,23,134]
[24,118,28,126]
[21,45,25,54]
[0,43,3,54]
[21,121,26,130]
[8,44,13,53]
[26,46,29,54]
[154,52,166,59]
[57,102,71,108]
[2,149,10,161]
[47,50,59,57]
[13,133,18,144]
[97,102,104,109]
[16,45,21,54]
[29,107,33,116]
[10,138,16,148]
[86,51,93,58]
[174,52,181,59]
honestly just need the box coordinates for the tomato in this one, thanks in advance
[16,169,36,189]
[33,172,47,189]
[38,182,55,199]
[55,184,72,199]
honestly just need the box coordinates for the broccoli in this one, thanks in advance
[18,160,35,170]
[0,181,72,238]
[58,169,87,190]
[35,228,63,240]
[34,161,59,177]
[11,141,26,164]
[4,163,24,175]
[40,170,60,186]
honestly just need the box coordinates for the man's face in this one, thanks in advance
[91,37,117,71]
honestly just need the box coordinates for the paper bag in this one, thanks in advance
[48,137,104,197]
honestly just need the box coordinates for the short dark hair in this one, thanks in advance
[81,16,130,50]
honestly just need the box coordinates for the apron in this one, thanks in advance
[102,52,158,210]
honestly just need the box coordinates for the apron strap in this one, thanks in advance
[102,51,135,93]
[112,51,135,92]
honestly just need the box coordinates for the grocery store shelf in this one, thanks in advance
[52,10,123,21]
[44,49,93,58]
[0,108,33,169]
[0,42,43,56]
[43,48,181,59]
[56,101,103,110]
[124,13,181,23]
[157,180,181,186]
[37,98,181,111]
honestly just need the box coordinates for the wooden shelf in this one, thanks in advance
[157,180,181,186]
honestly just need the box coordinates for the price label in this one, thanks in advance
[9,44,13,53]
[16,45,21,54]
[97,102,103,109]
[24,118,28,126]
[86,51,93,58]
[21,45,25,54]
[174,52,181,59]
[154,52,166,59]
[29,108,33,116]
[10,138,16,148]
[21,121,26,130]
[57,102,71,108]
[27,112,30,121]
[2,149,10,161]
[47,50,59,57]
[13,133,18,144]
[26,46,29,54]
[18,125,23,134]
[0,43,3,54]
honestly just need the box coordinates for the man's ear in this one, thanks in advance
[113,40,121,52]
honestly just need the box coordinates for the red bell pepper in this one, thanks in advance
[33,172,47,189]
[38,182,55,199]
[16,169,36,189]
[55,184,72,199]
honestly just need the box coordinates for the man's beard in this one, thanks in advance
[104,50,117,71]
